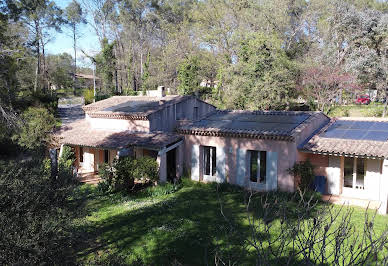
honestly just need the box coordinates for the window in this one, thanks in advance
[249,151,266,183]
[203,146,216,176]
[343,157,365,190]
[79,147,84,162]
[104,150,109,164]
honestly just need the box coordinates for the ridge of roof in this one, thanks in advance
[82,95,191,120]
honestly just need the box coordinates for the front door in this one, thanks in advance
[82,148,95,173]
[166,148,176,182]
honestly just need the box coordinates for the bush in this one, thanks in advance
[98,156,159,193]
[83,89,95,104]
[289,160,315,191]
[58,145,76,181]
[13,107,56,151]
[0,159,77,265]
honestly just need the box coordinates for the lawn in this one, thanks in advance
[328,103,385,117]
[69,179,388,265]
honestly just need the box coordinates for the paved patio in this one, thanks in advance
[322,194,381,210]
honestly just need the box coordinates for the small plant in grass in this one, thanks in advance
[289,160,315,191]
[138,182,182,197]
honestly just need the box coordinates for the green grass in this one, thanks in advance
[328,103,385,117]
[69,179,388,265]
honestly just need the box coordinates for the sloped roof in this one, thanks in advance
[300,117,388,158]
[57,119,182,150]
[83,95,190,120]
[178,110,326,141]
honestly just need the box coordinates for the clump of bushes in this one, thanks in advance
[0,159,77,265]
[98,156,159,193]
[83,89,94,104]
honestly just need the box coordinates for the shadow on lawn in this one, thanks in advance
[70,181,323,265]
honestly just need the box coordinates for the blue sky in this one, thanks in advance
[46,0,100,66]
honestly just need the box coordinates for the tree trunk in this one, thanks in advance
[383,89,388,118]
[34,20,41,93]
[41,36,47,93]
[73,24,77,96]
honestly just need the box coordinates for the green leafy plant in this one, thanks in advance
[83,89,94,104]
[98,156,159,193]
[13,107,56,151]
[288,160,315,191]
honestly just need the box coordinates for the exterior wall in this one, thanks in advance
[301,152,388,214]
[184,135,297,192]
[148,98,216,132]
[86,114,150,132]
[73,145,117,173]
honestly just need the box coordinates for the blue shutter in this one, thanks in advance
[191,145,200,181]
[266,151,278,191]
[216,146,226,183]
[236,148,247,187]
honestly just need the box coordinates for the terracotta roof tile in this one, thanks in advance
[300,118,388,158]
[177,110,326,141]
[56,119,182,150]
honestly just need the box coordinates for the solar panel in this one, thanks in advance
[322,120,388,142]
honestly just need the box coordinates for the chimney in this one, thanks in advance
[157,85,166,97]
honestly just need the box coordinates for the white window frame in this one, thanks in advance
[342,157,367,198]
[248,150,266,185]
[202,146,216,177]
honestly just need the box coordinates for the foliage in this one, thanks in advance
[224,33,297,110]
[177,55,201,95]
[289,160,316,191]
[83,88,94,104]
[95,38,116,94]
[98,156,159,193]
[0,159,77,265]
[13,107,56,151]
[137,182,182,198]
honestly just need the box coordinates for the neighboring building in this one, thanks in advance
[57,93,388,214]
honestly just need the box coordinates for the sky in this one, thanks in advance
[46,0,100,67]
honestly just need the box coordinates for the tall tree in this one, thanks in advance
[18,0,63,92]
[65,0,86,95]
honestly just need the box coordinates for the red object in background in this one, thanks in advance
[355,95,371,105]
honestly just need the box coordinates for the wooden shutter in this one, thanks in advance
[266,151,278,191]
[327,156,341,195]
[216,146,226,183]
[236,148,247,186]
[191,145,200,181]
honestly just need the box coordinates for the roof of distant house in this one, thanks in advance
[178,110,328,141]
[57,119,182,150]
[75,73,100,80]
[300,117,388,158]
[83,95,190,120]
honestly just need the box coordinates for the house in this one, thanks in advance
[57,87,216,182]
[57,92,388,214]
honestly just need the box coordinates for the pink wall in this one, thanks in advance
[297,152,329,177]
[184,135,297,192]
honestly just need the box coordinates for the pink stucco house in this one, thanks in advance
[57,90,388,214]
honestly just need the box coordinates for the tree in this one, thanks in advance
[177,55,200,95]
[95,38,116,94]
[301,65,358,112]
[18,0,64,92]
[13,107,56,151]
[46,53,73,89]
[65,0,86,95]
[224,33,297,110]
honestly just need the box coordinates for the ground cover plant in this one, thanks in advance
[70,179,388,265]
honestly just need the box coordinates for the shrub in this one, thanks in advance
[58,145,76,181]
[138,182,182,197]
[289,160,315,191]
[13,107,56,151]
[83,89,95,104]
[0,159,77,265]
[98,156,159,193]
